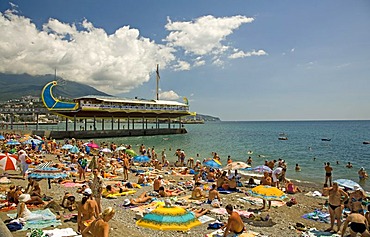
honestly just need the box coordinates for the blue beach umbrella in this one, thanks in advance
[133,155,150,163]
[203,159,222,169]
[61,144,73,150]
[334,179,362,190]
[252,165,272,173]
[6,140,20,145]
[24,138,42,145]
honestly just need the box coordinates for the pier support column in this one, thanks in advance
[156,117,158,129]
[73,115,77,131]
[142,117,145,129]
[127,117,130,130]
[168,117,170,129]
[84,119,87,131]
[102,119,105,131]
[145,119,148,129]
[117,119,120,130]
[36,113,39,131]
[111,116,114,130]
[93,116,96,130]
[132,118,135,130]
[65,117,68,131]
[10,114,13,130]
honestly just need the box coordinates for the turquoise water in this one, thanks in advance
[88,120,370,190]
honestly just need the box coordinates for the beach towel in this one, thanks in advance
[7,208,62,230]
[238,196,286,207]
[206,229,259,237]
[41,227,79,237]
[60,182,84,188]
[198,215,215,224]
[210,208,254,218]
[302,210,330,223]
[300,228,340,237]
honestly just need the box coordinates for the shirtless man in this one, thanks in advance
[207,184,221,204]
[130,192,153,205]
[122,155,129,181]
[222,204,245,236]
[153,176,162,192]
[191,182,204,199]
[323,182,349,233]
[325,162,333,187]
[341,213,370,237]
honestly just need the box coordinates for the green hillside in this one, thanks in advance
[0,73,110,101]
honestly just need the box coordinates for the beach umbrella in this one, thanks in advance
[0,152,19,161]
[247,185,288,201]
[223,161,250,170]
[334,179,363,190]
[203,159,222,169]
[61,144,73,150]
[133,155,150,163]
[24,138,43,145]
[70,145,80,154]
[0,155,18,171]
[125,149,137,157]
[87,143,100,149]
[29,162,68,180]
[115,146,126,152]
[136,205,201,231]
[100,148,112,153]
[6,140,20,146]
[252,165,272,173]
[0,135,5,140]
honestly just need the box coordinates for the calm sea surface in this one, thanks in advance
[28,120,369,190]
[85,120,370,190]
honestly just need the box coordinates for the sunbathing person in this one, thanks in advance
[221,204,245,236]
[17,194,58,222]
[6,185,16,203]
[158,186,185,197]
[105,185,128,195]
[61,192,77,211]
[129,192,154,205]
[341,212,370,237]
[207,184,221,206]
[189,207,210,218]
[191,182,205,199]
[285,180,302,194]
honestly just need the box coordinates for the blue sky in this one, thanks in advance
[0,0,369,121]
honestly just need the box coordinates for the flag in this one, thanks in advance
[183,97,189,105]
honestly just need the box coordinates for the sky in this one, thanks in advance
[0,0,369,121]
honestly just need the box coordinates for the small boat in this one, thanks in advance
[363,141,370,145]
[278,137,288,140]
[321,138,331,141]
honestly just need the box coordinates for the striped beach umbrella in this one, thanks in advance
[136,205,201,231]
[203,159,222,169]
[0,152,19,161]
[0,155,18,171]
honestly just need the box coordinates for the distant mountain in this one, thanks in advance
[0,73,110,102]
[196,114,221,121]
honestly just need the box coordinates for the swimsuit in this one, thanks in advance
[349,222,367,233]
[326,172,332,177]
[329,203,340,210]
[206,199,212,204]
[234,228,244,234]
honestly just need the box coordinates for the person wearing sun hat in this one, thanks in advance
[358,167,368,181]
[349,184,366,214]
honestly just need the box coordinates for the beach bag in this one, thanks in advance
[6,221,23,231]
[208,222,223,229]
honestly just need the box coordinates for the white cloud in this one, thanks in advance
[0,9,264,94]
[228,49,267,59]
[159,90,180,100]
[173,60,191,71]
[291,48,295,52]
[164,15,254,56]
[0,10,175,94]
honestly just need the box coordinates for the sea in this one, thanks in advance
[21,120,370,190]
[88,120,370,191]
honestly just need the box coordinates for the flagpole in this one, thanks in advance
[156,64,160,100]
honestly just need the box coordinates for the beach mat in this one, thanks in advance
[40,227,79,237]
[7,208,62,230]
[198,215,215,224]
[301,228,340,237]
[210,208,253,218]
[238,196,286,207]
[302,210,330,223]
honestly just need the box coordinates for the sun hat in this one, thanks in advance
[123,198,131,206]
[19,194,31,203]
[353,185,362,191]
[83,188,92,196]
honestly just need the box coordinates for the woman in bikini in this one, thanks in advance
[349,185,366,214]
